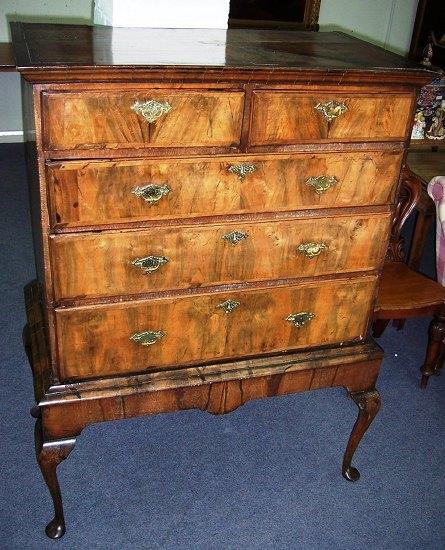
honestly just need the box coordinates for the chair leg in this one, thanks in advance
[372,319,390,338]
[434,340,445,375]
[420,306,445,389]
[392,319,406,331]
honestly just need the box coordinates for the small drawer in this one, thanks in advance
[50,213,390,300]
[55,276,377,380]
[250,91,413,145]
[42,89,244,151]
[47,151,402,229]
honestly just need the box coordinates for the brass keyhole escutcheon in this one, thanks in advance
[228,163,257,180]
[286,312,315,328]
[131,99,172,123]
[217,299,241,314]
[222,230,249,246]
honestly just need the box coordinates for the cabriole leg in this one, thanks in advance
[342,389,381,482]
[393,319,406,331]
[34,419,76,539]
[420,308,445,388]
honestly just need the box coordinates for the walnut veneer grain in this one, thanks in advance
[55,276,377,380]
[51,213,389,301]
[250,91,414,144]
[42,90,244,151]
[47,151,403,229]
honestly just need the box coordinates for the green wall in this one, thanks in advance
[319,0,418,55]
[0,0,93,142]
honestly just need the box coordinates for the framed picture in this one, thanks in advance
[228,0,321,29]
[411,76,445,144]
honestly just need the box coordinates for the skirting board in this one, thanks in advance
[0,131,23,143]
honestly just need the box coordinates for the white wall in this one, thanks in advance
[1,0,420,143]
[0,0,92,42]
[94,0,230,29]
[319,0,419,55]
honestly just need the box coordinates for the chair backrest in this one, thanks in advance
[427,176,445,285]
[386,165,422,263]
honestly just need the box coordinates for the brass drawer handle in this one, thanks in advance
[131,99,172,123]
[132,184,171,204]
[228,163,257,180]
[305,175,338,194]
[130,330,165,346]
[132,255,169,274]
[286,312,315,328]
[315,100,347,122]
[218,299,240,314]
[222,230,249,246]
[297,242,328,259]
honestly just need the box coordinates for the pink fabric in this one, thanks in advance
[427,176,445,286]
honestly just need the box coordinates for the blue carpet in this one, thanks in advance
[0,144,444,549]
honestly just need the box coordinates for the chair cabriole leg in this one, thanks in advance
[421,305,445,388]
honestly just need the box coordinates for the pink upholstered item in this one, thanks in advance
[427,176,445,286]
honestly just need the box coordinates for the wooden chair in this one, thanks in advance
[373,166,445,388]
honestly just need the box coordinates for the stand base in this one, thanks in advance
[24,281,383,539]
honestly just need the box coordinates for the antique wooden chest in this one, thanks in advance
[11,22,435,538]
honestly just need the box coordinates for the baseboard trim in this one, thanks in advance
[0,131,24,143]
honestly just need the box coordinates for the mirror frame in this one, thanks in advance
[229,0,321,30]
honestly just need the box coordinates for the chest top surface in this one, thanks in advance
[11,22,436,85]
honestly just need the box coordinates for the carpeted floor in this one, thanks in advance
[0,143,444,549]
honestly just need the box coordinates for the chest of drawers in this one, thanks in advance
[12,23,435,539]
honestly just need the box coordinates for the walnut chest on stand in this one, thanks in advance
[11,22,435,539]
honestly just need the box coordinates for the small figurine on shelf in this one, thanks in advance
[411,110,426,139]
[426,100,445,140]
[421,40,433,66]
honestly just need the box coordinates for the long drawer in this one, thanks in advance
[55,276,377,380]
[47,151,402,229]
[42,90,244,151]
[42,88,413,152]
[51,213,390,300]
[250,91,413,144]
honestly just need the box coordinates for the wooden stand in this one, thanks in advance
[24,281,382,538]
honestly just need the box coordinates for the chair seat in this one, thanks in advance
[375,262,445,317]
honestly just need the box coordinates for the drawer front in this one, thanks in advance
[48,151,402,229]
[51,213,389,300]
[250,92,413,144]
[55,276,377,380]
[42,90,244,150]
